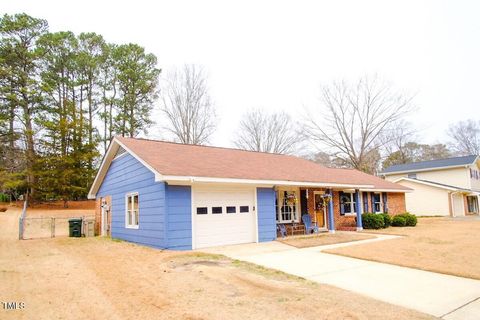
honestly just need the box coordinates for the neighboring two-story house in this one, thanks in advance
[381,155,480,217]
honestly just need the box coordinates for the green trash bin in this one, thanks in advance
[69,218,82,237]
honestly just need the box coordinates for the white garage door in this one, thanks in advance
[193,185,256,249]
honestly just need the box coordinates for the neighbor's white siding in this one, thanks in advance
[469,160,480,191]
[386,167,471,189]
[396,180,450,216]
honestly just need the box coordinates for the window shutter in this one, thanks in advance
[339,191,345,216]
[363,192,369,212]
[382,192,388,213]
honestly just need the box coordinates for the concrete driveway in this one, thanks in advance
[201,237,480,319]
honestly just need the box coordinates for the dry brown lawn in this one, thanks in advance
[279,232,375,248]
[0,207,433,320]
[326,217,480,280]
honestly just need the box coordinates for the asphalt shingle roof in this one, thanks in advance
[116,137,410,191]
[382,155,478,174]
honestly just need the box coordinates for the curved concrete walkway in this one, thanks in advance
[201,235,480,319]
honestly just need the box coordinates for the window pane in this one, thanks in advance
[277,190,301,222]
[212,207,222,214]
[374,193,381,202]
[133,195,139,211]
[196,207,208,215]
[240,206,249,213]
[134,210,139,225]
[128,195,133,211]
[344,203,352,213]
[341,194,351,213]
[128,210,132,225]
[226,206,236,213]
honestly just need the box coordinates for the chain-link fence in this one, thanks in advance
[19,215,95,240]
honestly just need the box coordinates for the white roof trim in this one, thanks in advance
[360,188,413,193]
[87,137,162,199]
[159,175,374,189]
[393,177,463,192]
[88,139,118,199]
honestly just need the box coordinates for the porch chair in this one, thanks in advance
[302,214,319,234]
[277,224,287,238]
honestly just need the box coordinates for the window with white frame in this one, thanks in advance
[276,189,300,223]
[125,193,139,228]
[340,192,357,215]
[373,193,383,213]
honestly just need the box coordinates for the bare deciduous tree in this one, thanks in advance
[447,120,480,156]
[233,109,301,154]
[303,75,414,173]
[160,64,216,145]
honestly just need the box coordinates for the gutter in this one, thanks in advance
[161,175,374,189]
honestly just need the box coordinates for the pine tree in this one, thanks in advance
[0,13,48,200]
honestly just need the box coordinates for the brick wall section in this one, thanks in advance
[387,193,406,215]
[333,191,357,230]
[300,188,407,230]
[300,188,356,230]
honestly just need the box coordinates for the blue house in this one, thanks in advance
[89,137,409,250]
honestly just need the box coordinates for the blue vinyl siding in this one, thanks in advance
[257,188,277,242]
[165,185,192,250]
[97,153,166,248]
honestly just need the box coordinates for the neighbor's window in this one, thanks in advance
[467,196,479,213]
[125,193,139,228]
[340,192,357,215]
[373,193,383,213]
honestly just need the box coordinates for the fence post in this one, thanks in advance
[18,217,23,240]
[18,200,27,240]
[51,217,55,238]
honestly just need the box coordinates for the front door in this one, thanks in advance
[313,191,326,229]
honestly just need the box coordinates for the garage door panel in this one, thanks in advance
[195,226,254,236]
[194,186,256,249]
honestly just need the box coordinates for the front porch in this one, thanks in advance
[274,186,404,236]
[275,187,364,235]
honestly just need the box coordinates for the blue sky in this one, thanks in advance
[3,0,480,149]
